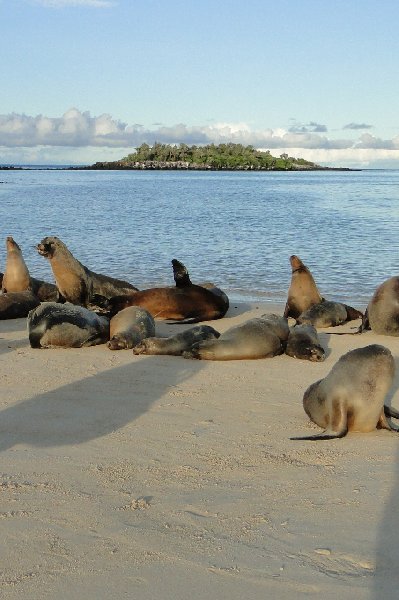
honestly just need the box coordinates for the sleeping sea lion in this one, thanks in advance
[133,324,221,356]
[297,300,363,328]
[107,306,155,350]
[360,276,399,336]
[36,236,138,307]
[102,259,229,324]
[0,291,40,320]
[285,324,325,361]
[28,302,109,348]
[284,255,324,319]
[291,344,398,440]
[183,313,289,360]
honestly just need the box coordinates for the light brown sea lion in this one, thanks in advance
[36,236,138,307]
[285,324,325,362]
[284,255,324,319]
[102,259,229,324]
[133,324,221,356]
[297,300,363,328]
[183,314,289,360]
[1,236,60,301]
[2,236,31,292]
[28,302,110,348]
[107,306,155,350]
[360,276,399,336]
[291,344,399,440]
[0,291,40,320]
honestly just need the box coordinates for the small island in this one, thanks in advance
[78,143,352,171]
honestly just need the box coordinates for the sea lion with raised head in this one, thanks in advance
[133,324,221,356]
[297,300,363,328]
[0,291,40,320]
[101,259,229,324]
[291,344,398,440]
[1,236,61,301]
[28,302,110,348]
[360,276,399,336]
[36,236,138,307]
[284,255,324,319]
[184,313,289,360]
[285,324,325,362]
[107,306,155,350]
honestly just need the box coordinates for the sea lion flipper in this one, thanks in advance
[292,398,348,440]
[384,405,399,420]
[378,410,399,432]
[172,259,192,288]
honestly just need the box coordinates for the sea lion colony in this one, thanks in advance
[1,236,399,438]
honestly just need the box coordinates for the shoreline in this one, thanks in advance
[1,301,399,597]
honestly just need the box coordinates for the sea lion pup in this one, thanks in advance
[36,236,138,307]
[184,314,289,361]
[2,236,31,292]
[28,302,109,348]
[291,344,398,440]
[0,291,40,320]
[296,300,363,328]
[283,255,324,319]
[285,324,325,362]
[103,259,229,324]
[2,236,60,301]
[359,276,399,336]
[133,324,221,356]
[107,306,155,350]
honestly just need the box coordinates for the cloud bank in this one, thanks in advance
[1,109,399,167]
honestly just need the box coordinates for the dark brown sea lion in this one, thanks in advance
[28,302,110,348]
[183,314,289,360]
[0,291,40,320]
[296,300,363,328]
[102,259,229,324]
[107,306,155,350]
[285,324,325,362]
[36,236,138,307]
[1,236,59,301]
[291,344,398,440]
[360,276,399,336]
[284,255,324,319]
[133,324,221,356]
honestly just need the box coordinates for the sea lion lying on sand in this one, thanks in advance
[184,313,289,360]
[133,324,221,356]
[99,259,229,324]
[291,344,399,440]
[0,291,40,320]
[359,276,399,336]
[285,324,325,362]
[297,300,363,328]
[37,236,138,307]
[28,302,109,348]
[107,306,155,350]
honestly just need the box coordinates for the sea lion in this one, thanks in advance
[1,236,60,301]
[284,255,324,319]
[184,313,289,360]
[28,302,110,348]
[133,324,221,356]
[36,236,138,307]
[0,291,40,320]
[102,259,229,324]
[2,236,31,292]
[291,344,398,440]
[360,276,399,336]
[297,300,363,328]
[107,306,155,350]
[285,324,325,362]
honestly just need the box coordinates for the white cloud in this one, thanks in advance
[1,109,399,167]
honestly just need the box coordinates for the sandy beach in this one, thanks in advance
[1,301,399,599]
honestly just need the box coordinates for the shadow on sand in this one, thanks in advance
[0,353,204,452]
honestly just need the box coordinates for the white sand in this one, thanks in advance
[1,302,399,599]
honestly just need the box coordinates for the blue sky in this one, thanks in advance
[2,0,399,167]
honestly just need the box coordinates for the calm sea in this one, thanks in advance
[1,168,398,306]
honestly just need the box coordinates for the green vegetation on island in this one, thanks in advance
[85,143,333,171]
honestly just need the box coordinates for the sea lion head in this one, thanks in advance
[289,255,305,272]
[37,236,63,259]
[6,236,21,252]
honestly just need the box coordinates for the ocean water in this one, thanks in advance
[1,168,399,307]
